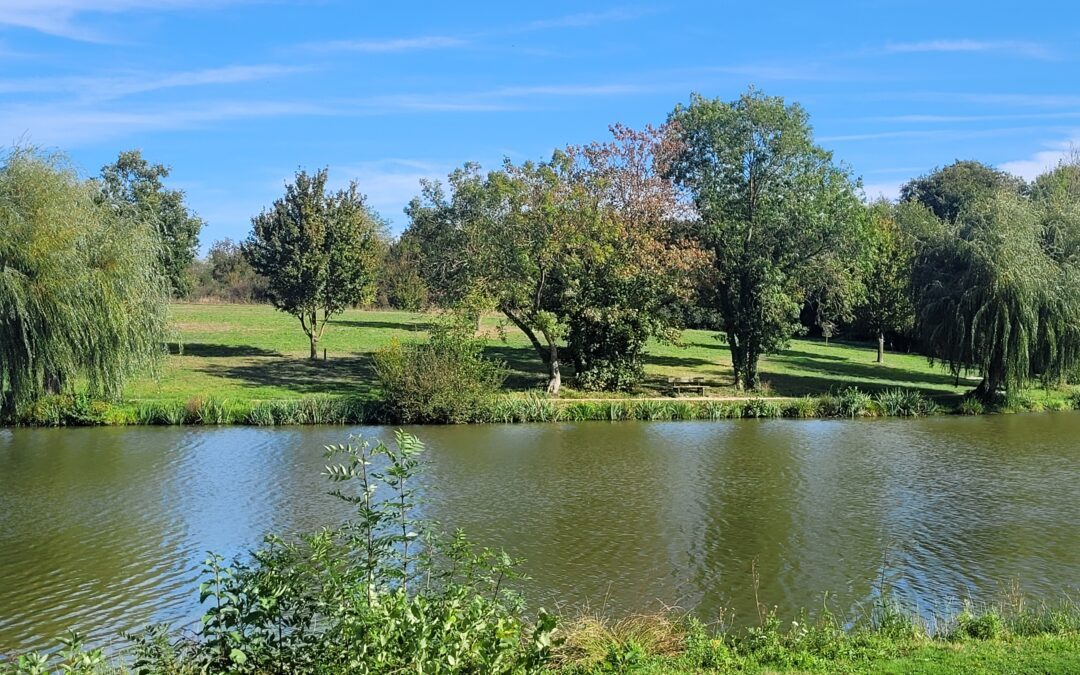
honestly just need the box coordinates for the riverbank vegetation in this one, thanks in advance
[4,88,1080,417]
[4,432,1079,674]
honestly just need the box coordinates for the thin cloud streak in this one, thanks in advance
[0,64,307,101]
[0,0,245,41]
[881,39,1052,59]
[304,36,467,53]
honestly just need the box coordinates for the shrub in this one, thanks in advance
[783,397,819,419]
[874,389,936,417]
[743,398,782,419]
[374,321,506,424]
[958,397,985,416]
[13,393,109,426]
[836,387,874,418]
[53,432,557,674]
[1069,391,1080,410]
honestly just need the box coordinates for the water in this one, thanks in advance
[1,415,1078,654]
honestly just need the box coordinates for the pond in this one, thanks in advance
[1,414,1079,654]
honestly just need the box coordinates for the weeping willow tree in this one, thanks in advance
[0,148,170,412]
[913,190,1080,401]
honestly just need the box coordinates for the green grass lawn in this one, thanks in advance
[127,302,1044,404]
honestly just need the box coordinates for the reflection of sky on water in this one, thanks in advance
[1,415,1078,654]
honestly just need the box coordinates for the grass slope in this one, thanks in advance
[127,302,1063,405]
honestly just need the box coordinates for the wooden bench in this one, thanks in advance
[668,377,705,396]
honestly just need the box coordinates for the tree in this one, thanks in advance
[190,238,268,303]
[857,201,916,362]
[666,89,865,390]
[912,190,1080,401]
[0,147,169,411]
[561,124,708,390]
[900,160,1025,223]
[376,240,429,311]
[98,150,203,298]
[244,169,385,359]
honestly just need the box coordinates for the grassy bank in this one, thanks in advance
[7,302,1079,426]
[7,599,1080,674]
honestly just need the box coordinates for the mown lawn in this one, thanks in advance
[126,302,1024,403]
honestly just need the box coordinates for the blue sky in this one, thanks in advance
[2,1,1079,252]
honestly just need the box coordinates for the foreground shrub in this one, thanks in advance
[7,432,556,674]
[374,320,506,423]
[874,388,937,417]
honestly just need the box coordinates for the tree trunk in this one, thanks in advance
[876,332,885,364]
[309,334,318,360]
[44,371,63,395]
[728,333,745,391]
[547,351,561,397]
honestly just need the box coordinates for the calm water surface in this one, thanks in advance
[1,415,1078,653]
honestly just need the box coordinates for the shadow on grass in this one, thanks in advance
[171,343,283,358]
[200,354,380,397]
[643,353,717,369]
[333,319,432,331]
[483,344,556,391]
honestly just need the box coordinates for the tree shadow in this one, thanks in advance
[170,343,282,358]
[483,344,556,391]
[776,347,849,362]
[332,319,432,331]
[643,353,716,369]
[200,355,379,397]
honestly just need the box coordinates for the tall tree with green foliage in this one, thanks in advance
[561,124,708,390]
[913,189,1080,401]
[666,89,865,390]
[98,150,203,298]
[244,169,386,359]
[858,201,917,362]
[0,148,169,411]
[900,160,1025,223]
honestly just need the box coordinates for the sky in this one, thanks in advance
[2,0,1079,252]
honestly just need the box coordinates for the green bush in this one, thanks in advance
[783,397,820,419]
[743,398,782,419]
[874,388,937,417]
[958,397,985,415]
[374,321,506,424]
[835,387,874,418]
[13,432,557,674]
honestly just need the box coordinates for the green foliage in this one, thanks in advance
[189,238,268,303]
[901,160,1026,223]
[835,387,874,418]
[782,396,820,418]
[98,150,203,298]
[375,240,429,310]
[0,147,170,413]
[958,397,986,416]
[245,168,386,359]
[873,388,936,417]
[913,190,1080,401]
[374,319,507,423]
[667,88,866,390]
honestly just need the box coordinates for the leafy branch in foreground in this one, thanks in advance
[113,431,556,674]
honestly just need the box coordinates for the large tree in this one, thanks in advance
[666,89,865,389]
[0,148,169,411]
[244,169,385,359]
[913,189,1080,401]
[98,150,203,298]
[900,160,1025,223]
[560,124,708,390]
[857,201,917,362]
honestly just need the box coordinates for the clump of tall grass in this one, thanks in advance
[958,396,985,416]
[782,396,819,418]
[835,387,875,418]
[553,611,686,670]
[874,388,938,417]
[743,398,783,419]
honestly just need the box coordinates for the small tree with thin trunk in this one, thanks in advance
[858,201,915,363]
[244,169,385,359]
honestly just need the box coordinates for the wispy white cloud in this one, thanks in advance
[861,181,903,201]
[332,159,457,228]
[881,39,1052,59]
[0,100,332,145]
[512,6,654,32]
[305,36,467,54]
[0,64,306,101]
[0,0,244,41]
[999,135,1080,180]
[311,6,654,55]
[874,111,1080,123]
